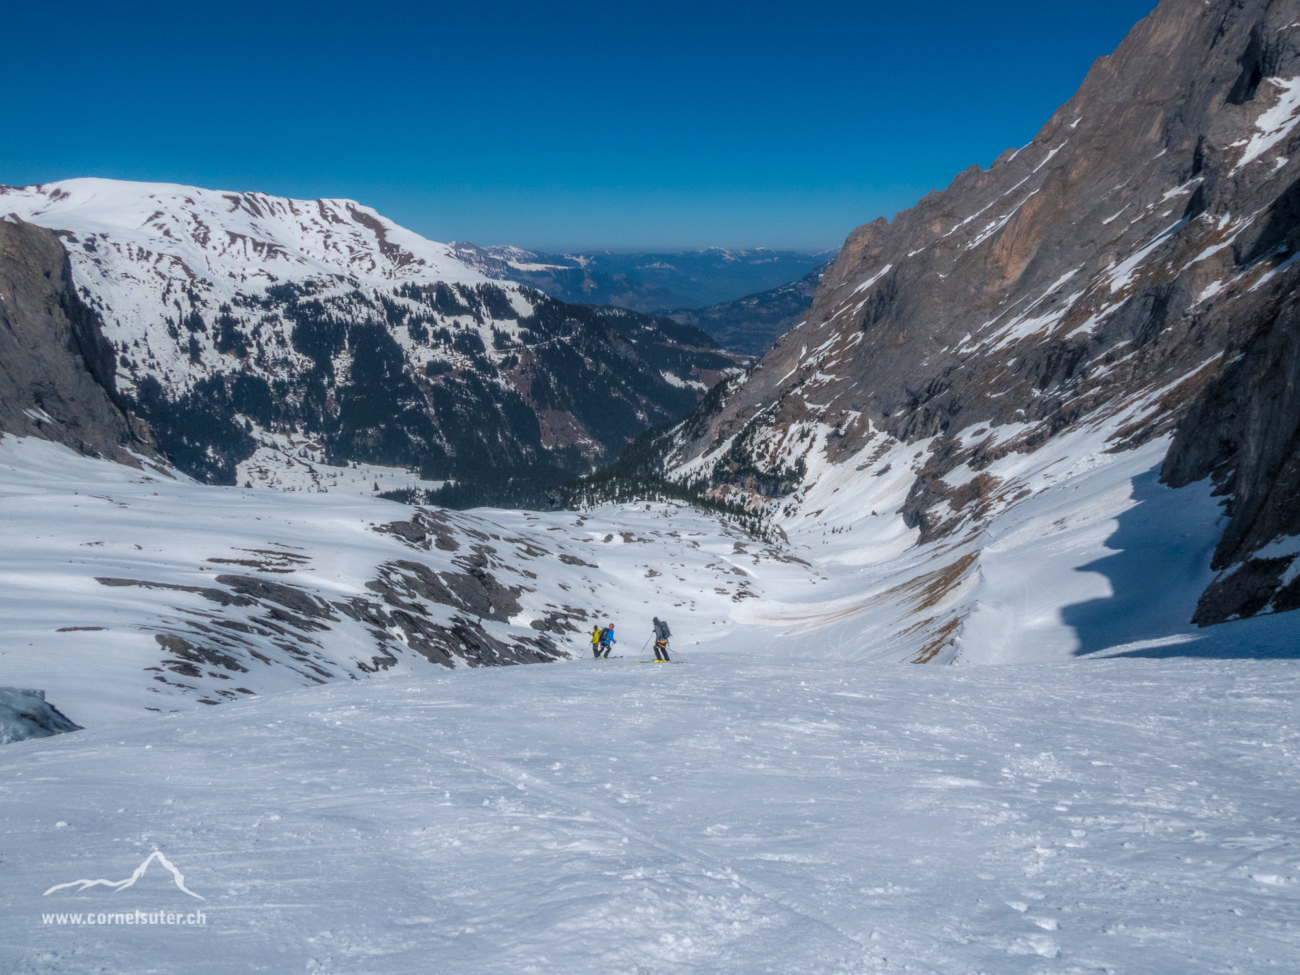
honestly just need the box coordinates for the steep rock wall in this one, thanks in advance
[658,0,1300,626]
[0,219,157,465]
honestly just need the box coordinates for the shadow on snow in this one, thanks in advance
[1062,465,1300,659]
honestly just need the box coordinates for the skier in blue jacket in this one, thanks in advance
[598,624,616,658]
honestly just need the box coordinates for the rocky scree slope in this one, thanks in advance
[636,0,1300,628]
[0,220,160,468]
[1,180,741,507]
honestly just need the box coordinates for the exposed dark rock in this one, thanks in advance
[95,577,256,608]
[528,605,589,634]
[260,606,332,633]
[213,574,340,621]
[1191,556,1299,624]
[0,220,159,464]
[375,511,460,551]
[1163,288,1300,623]
[364,558,523,625]
[333,596,394,629]
[155,633,249,674]
[0,688,82,743]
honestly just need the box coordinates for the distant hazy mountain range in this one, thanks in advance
[661,263,831,356]
[447,243,835,314]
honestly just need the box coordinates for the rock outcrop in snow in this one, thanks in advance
[1,180,742,506]
[0,688,82,744]
[628,0,1300,635]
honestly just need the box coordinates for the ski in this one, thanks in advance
[628,659,687,663]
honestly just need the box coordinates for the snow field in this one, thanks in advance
[234,427,449,496]
[729,395,1300,666]
[3,657,1297,974]
[0,436,807,725]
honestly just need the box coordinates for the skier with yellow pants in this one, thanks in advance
[652,617,671,662]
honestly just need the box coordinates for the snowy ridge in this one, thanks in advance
[2,177,485,293]
[1,179,491,398]
[0,178,521,403]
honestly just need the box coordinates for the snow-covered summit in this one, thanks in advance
[1,178,487,352]
[3,176,484,292]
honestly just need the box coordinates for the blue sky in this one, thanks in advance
[4,1,1158,251]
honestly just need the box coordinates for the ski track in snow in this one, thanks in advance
[4,659,1298,973]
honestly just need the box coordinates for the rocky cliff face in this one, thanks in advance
[651,0,1300,628]
[2,180,742,506]
[1161,281,1300,623]
[0,219,158,466]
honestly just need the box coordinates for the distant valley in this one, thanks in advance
[450,243,834,356]
[662,263,830,356]
[449,242,832,311]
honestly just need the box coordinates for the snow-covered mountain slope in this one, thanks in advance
[0,434,815,727]
[4,341,1298,972]
[623,0,1300,634]
[3,651,1297,974]
[0,179,741,504]
[6,380,1297,731]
